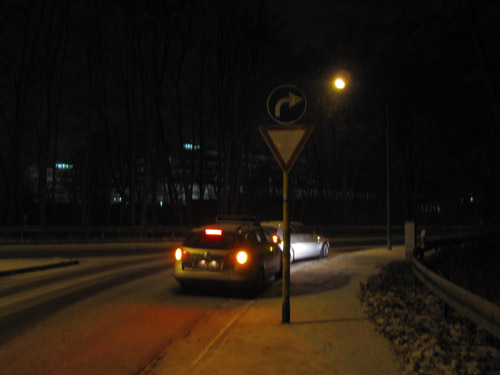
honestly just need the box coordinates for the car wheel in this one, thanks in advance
[275,258,282,280]
[320,243,329,258]
[179,281,193,293]
[253,266,265,296]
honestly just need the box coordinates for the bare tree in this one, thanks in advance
[0,1,70,225]
[32,0,69,225]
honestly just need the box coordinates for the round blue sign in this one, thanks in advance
[267,84,307,124]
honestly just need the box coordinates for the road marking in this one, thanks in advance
[136,299,255,375]
[190,299,255,368]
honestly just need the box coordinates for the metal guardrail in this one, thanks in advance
[411,234,500,339]
[0,226,193,243]
[0,224,403,244]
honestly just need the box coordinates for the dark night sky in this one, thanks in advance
[274,0,334,51]
[1,0,499,226]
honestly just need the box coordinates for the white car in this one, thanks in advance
[261,221,330,263]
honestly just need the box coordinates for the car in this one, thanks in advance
[174,216,282,294]
[261,221,330,263]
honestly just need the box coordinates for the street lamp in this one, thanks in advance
[386,104,392,250]
[330,75,392,250]
[333,78,345,90]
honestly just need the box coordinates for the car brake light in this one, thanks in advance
[236,251,248,264]
[175,248,182,260]
[205,228,222,236]
[272,234,279,244]
[175,248,190,260]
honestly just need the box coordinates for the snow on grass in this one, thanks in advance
[359,261,500,375]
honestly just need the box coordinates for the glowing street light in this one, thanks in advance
[333,78,345,90]
[329,72,391,250]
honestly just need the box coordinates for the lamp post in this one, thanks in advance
[331,75,391,250]
[386,104,392,250]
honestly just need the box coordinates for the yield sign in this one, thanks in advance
[259,124,313,173]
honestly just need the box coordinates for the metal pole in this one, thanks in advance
[386,104,392,250]
[282,171,290,324]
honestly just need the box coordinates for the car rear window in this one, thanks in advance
[183,231,240,249]
[262,226,277,234]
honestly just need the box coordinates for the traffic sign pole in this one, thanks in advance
[261,84,311,325]
[282,171,290,324]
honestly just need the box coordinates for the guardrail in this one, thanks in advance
[411,232,500,339]
[0,224,403,244]
[0,226,193,244]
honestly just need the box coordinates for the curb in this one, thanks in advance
[0,259,80,277]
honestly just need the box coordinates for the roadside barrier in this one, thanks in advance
[0,226,193,243]
[411,232,500,339]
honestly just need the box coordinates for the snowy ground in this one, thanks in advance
[359,261,500,375]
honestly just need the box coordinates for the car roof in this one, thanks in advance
[191,221,261,234]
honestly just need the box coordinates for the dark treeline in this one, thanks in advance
[293,0,500,226]
[1,0,499,227]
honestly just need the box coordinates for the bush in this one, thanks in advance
[359,261,500,375]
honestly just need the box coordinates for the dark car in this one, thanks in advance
[174,217,282,294]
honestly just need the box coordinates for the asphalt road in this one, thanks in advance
[0,241,176,258]
[0,254,244,375]
[0,240,395,375]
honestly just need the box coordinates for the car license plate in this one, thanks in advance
[197,259,221,270]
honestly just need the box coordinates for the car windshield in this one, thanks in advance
[183,231,242,249]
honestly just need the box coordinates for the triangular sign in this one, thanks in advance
[259,124,313,173]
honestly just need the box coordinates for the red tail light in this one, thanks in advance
[175,248,190,260]
[175,248,182,260]
[236,250,248,264]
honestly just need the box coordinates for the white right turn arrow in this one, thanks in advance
[274,92,303,118]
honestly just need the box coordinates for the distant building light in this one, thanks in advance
[183,143,200,151]
[56,163,73,170]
